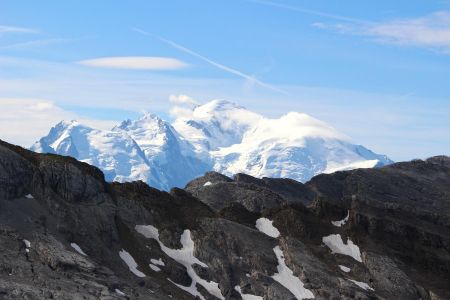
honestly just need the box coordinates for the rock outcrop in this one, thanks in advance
[0,140,448,299]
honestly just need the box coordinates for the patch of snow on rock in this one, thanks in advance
[115,289,126,296]
[338,265,350,273]
[255,218,280,238]
[271,246,314,299]
[25,194,34,199]
[149,264,161,272]
[151,258,165,266]
[234,286,263,300]
[136,225,224,300]
[23,240,31,248]
[348,279,374,291]
[70,243,87,256]
[322,234,362,262]
[119,249,146,277]
[203,181,212,186]
[331,210,349,227]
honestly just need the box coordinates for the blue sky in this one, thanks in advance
[0,0,449,161]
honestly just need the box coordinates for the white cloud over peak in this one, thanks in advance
[169,94,199,119]
[169,94,199,106]
[77,56,189,70]
[314,11,450,53]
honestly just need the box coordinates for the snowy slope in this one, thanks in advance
[31,100,392,189]
[30,120,152,183]
[172,100,263,155]
[208,111,392,182]
[113,113,209,189]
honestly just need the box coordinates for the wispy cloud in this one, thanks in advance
[0,38,69,50]
[314,11,450,53]
[0,25,37,35]
[246,0,369,24]
[249,1,450,53]
[77,56,189,70]
[132,27,287,94]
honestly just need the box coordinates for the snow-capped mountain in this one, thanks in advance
[112,113,209,189]
[30,120,152,183]
[210,111,391,180]
[31,100,392,189]
[172,100,263,154]
[31,116,209,190]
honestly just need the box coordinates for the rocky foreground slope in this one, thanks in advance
[0,139,448,299]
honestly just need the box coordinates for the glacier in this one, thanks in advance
[31,100,392,190]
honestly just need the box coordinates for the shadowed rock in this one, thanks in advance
[0,139,449,299]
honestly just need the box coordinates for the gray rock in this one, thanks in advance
[0,139,449,299]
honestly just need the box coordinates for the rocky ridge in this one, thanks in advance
[0,139,448,299]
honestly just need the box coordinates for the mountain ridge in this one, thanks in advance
[31,100,393,190]
[0,139,448,299]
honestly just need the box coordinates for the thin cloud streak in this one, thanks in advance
[0,25,37,34]
[132,27,287,95]
[246,0,370,24]
[77,56,189,70]
[0,38,69,50]
[314,11,450,53]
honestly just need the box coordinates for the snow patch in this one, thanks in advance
[119,249,146,277]
[149,264,161,272]
[331,210,349,227]
[234,286,263,300]
[70,243,87,256]
[203,181,212,186]
[136,225,224,300]
[115,289,126,296]
[271,246,314,299]
[25,194,34,199]
[324,159,380,174]
[338,265,351,273]
[151,258,165,266]
[348,279,374,291]
[23,239,31,248]
[23,239,31,253]
[322,234,362,262]
[255,218,280,238]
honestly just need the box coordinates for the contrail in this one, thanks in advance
[132,27,288,95]
[246,0,371,24]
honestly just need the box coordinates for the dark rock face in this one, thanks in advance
[0,139,449,299]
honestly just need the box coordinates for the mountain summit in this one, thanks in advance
[31,100,392,189]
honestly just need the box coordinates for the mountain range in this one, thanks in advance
[31,100,392,190]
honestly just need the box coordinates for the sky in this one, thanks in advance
[0,0,449,161]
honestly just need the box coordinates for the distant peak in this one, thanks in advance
[116,112,164,128]
[54,120,80,129]
[198,99,245,112]
[139,111,162,121]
